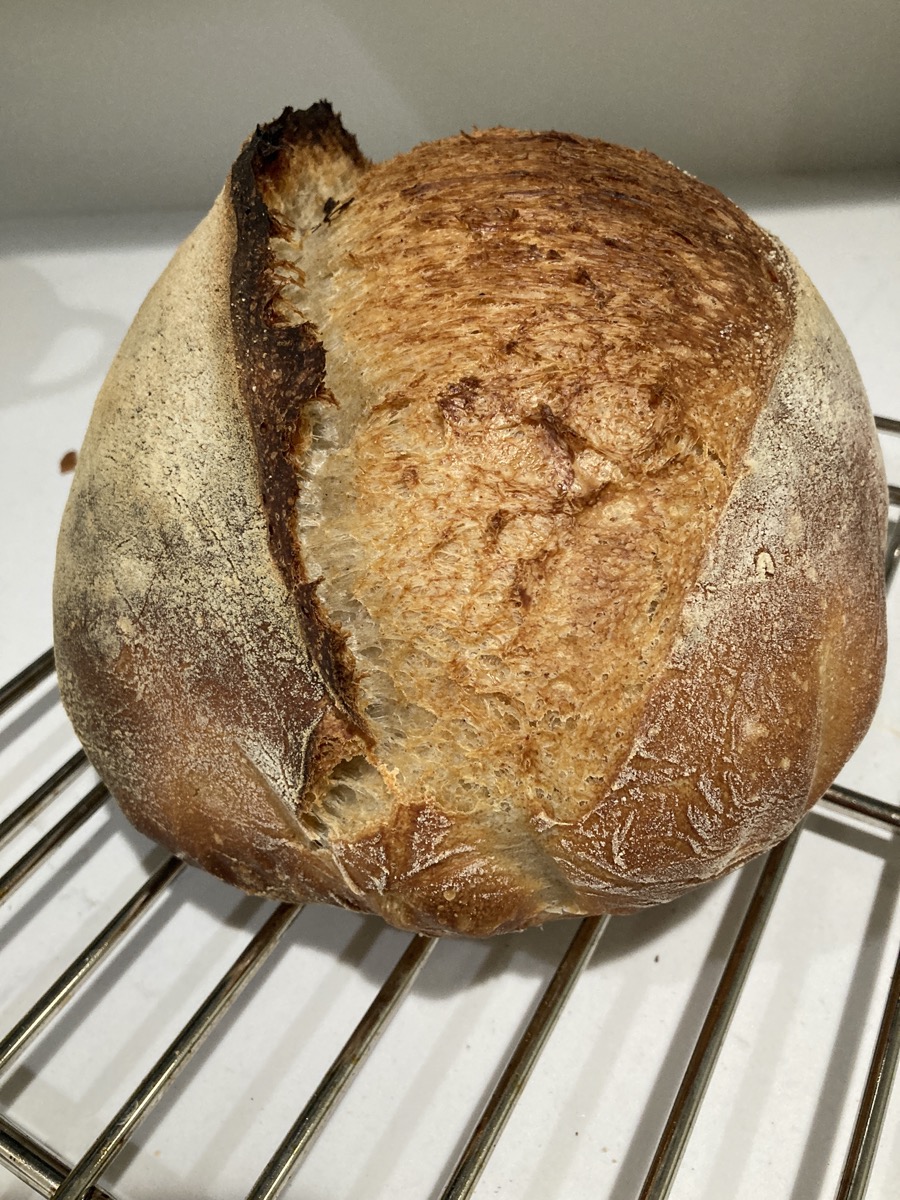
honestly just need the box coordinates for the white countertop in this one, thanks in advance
[1,174,899,1199]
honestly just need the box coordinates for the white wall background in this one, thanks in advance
[2,0,899,218]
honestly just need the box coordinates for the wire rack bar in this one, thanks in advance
[637,828,801,1200]
[823,785,900,831]
[885,518,900,587]
[53,902,301,1200]
[0,782,108,910]
[889,484,900,506]
[0,856,184,1074]
[0,650,55,717]
[438,914,611,1200]
[875,415,900,435]
[0,1114,114,1200]
[0,750,89,854]
[835,938,900,1200]
[247,933,437,1200]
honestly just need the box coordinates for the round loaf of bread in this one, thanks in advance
[53,103,887,936]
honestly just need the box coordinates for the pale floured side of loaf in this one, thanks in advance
[53,105,886,936]
[52,181,361,911]
[546,261,887,904]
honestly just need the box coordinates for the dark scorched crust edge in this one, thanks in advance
[228,101,371,743]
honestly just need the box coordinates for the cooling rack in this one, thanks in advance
[0,418,898,1200]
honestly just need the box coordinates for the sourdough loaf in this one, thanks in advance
[53,103,887,936]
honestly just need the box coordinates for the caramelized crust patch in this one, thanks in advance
[261,124,795,836]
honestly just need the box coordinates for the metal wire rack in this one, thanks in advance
[1,418,899,1200]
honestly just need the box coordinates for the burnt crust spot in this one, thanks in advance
[323,195,355,223]
[436,375,484,427]
[529,403,591,460]
[229,103,370,739]
[486,507,511,544]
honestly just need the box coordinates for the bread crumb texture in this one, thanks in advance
[53,105,886,935]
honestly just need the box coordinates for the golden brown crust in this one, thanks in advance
[53,105,887,936]
[289,127,798,826]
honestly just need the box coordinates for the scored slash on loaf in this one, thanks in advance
[53,102,886,936]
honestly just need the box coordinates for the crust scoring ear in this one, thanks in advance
[229,103,371,738]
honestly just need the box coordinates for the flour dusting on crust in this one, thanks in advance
[53,106,887,935]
